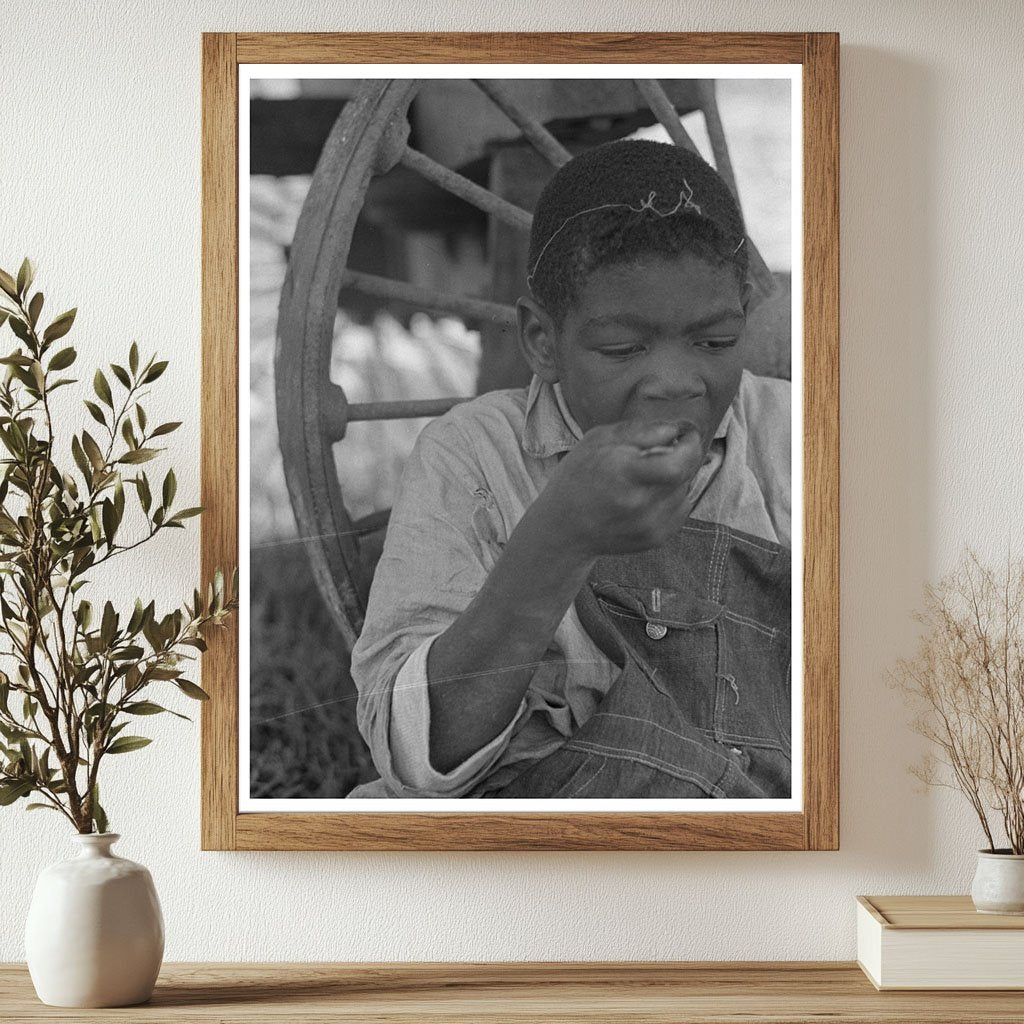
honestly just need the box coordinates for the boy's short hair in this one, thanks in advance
[527,138,749,323]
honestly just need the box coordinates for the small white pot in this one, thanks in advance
[24,833,164,1007]
[971,849,1024,915]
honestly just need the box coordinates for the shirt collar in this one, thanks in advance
[521,375,736,459]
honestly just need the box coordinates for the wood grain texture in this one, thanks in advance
[3,962,1023,1023]
[801,32,841,852]
[235,32,807,64]
[201,32,841,851]
[234,811,806,852]
[200,33,238,852]
[862,895,1024,930]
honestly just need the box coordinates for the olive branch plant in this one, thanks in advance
[894,551,1024,854]
[0,259,236,833]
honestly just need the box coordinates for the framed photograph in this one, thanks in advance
[201,32,838,850]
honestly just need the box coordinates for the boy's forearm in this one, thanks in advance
[425,498,595,775]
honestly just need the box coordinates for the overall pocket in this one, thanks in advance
[715,613,791,754]
[592,583,724,739]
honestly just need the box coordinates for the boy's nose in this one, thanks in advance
[636,353,706,402]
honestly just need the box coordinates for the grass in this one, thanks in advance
[248,541,377,799]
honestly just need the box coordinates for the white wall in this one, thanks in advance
[2,0,1022,962]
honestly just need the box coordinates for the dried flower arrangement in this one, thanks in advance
[894,551,1024,854]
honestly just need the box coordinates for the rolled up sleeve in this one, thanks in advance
[350,417,525,797]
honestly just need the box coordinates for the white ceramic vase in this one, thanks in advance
[24,833,164,1007]
[970,849,1024,915]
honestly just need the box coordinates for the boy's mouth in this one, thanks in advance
[640,420,701,456]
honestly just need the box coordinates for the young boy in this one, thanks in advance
[349,138,791,799]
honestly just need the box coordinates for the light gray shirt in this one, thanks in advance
[349,370,791,798]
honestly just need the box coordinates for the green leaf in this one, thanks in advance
[110,644,143,661]
[0,310,9,330]
[8,317,31,344]
[81,431,105,471]
[136,472,152,513]
[117,448,158,465]
[101,498,116,546]
[124,701,165,715]
[89,507,103,544]
[136,404,147,432]
[0,352,33,366]
[107,721,129,741]
[110,363,131,389]
[83,400,106,428]
[176,679,210,701]
[121,418,137,450]
[105,735,152,755]
[162,468,176,508]
[71,435,92,482]
[114,474,125,521]
[47,346,76,371]
[0,428,19,459]
[16,258,34,298]
[0,722,28,742]
[93,369,113,409]
[147,666,181,680]
[126,598,145,635]
[100,601,117,647]
[129,342,139,375]
[0,779,33,805]
[42,308,76,344]
[27,292,43,328]
[150,421,181,438]
[83,701,115,729]
[142,360,168,383]
[91,784,108,834]
[74,599,93,632]
[0,269,18,300]
[168,507,202,524]
[124,700,179,717]
[26,802,61,813]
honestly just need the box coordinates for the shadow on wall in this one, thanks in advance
[838,48,936,869]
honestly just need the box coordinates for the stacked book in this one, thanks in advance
[857,895,1024,990]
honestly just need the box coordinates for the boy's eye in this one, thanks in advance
[695,336,740,351]
[598,344,646,358]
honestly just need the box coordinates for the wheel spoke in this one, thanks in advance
[472,79,572,168]
[696,80,738,202]
[322,384,469,441]
[634,78,777,297]
[400,146,533,231]
[341,269,516,325]
[634,79,703,155]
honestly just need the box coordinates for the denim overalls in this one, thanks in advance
[488,519,791,799]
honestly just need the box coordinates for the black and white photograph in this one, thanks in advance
[242,66,801,810]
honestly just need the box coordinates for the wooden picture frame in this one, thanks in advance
[201,31,839,851]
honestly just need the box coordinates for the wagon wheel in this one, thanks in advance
[276,78,777,651]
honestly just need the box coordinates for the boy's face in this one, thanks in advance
[536,253,749,452]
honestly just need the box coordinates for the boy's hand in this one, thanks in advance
[536,419,705,558]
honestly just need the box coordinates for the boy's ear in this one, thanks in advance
[740,279,754,314]
[516,296,560,384]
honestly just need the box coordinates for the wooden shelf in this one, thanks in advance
[3,962,1024,1022]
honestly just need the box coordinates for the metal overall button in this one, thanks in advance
[645,588,668,639]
